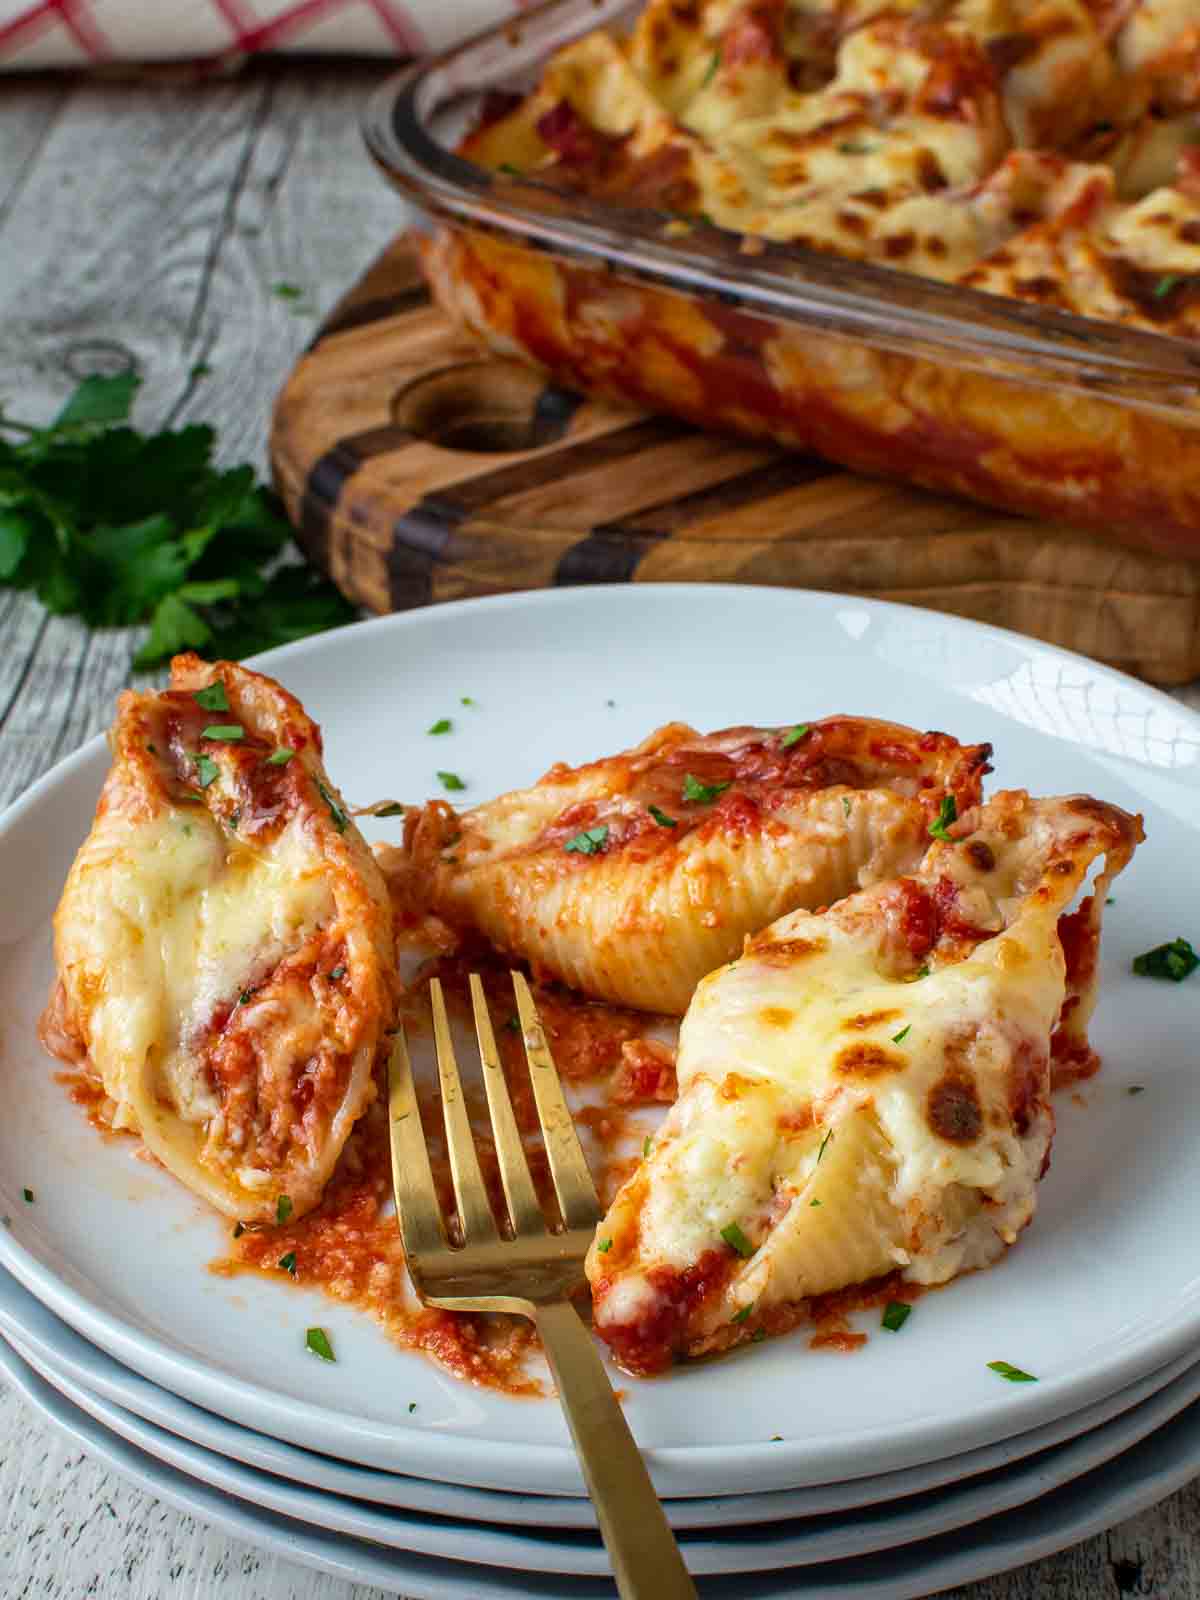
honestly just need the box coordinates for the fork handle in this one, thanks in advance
[534,1299,698,1600]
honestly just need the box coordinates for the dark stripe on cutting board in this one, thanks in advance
[553,454,835,585]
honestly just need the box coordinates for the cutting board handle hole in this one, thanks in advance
[391,361,581,454]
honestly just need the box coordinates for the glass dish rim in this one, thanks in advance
[360,0,1200,420]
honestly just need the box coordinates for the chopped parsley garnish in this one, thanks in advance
[752,1330,766,1343]
[881,1301,911,1332]
[928,794,957,840]
[731,1304,753,1324]
[437,771,465,793]
[504,1015,521,1033]
[266,747,294,766]
[316,778,349,832]
[1128,1084,1145,1096]
[810,1197,821,1207]
[22,1188,33,1204]
[682,772,730,804]
[272,281,304,301]
[892,1025,911,1044]
[461,696,475,706]
[190,362,213,382]
[1106,896,1115,905]
[597,1238,613,1253]
[408,1402,417,1413]
[914,963,931,979]
[278,1251,297,1276]
[781,724,810,748]
[842,796,851,817]
[720,1221,754,1258]
[643,1136,653,1158]
[238,989,255,1005]
[1132,938,1198,983]
[276,1195,293,1225]
[194,682,229,713]
[428,718,452,735]
[193,753,219,789]
[564,825,609,855]
[838,140,877,154]
[988,1359,1037,1383]
[1154,274,1180,299]
[227,809,240,831]
[233,1222,245,1239]
[648,804,678,829]
[201,723,244,741]
[816,1127,833,1164]
[498,163,524,178]
[329,965,346,981]
[701,49,720,87]
[373,801,405,817]
[305,1327,336,1363]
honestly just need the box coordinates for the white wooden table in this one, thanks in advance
[1,58,1199,1600]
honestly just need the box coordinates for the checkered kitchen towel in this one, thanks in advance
[0,0,523,70]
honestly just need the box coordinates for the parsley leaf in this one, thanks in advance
[720,1221,755,1258]
[0,373,355,669]
[882,1301,911,1332]
[816,1127,834,1164]
[683,772,731,804]
[428,718,452,735]
[701,49,720,87]
[194,682,229,712]
[305,1327,336,1362]
[731,1304,753,1324]
[437,771,466,793]
[266,747,294,766]
[278,1251,297,1276]
[892,1025,911,1044]
[648,804,678,828]
[1132,938,1198,983]
[193,753,219,789]
[565,825,609,855]
[316,778,349,833]
[276,1195,293,1225]
[22,1188,33,1204]
[928,795,957,840]
[988,1359,1037,1383]
[781,724,810,748]
[201,723,243,741]
[597,1238,613,1253]
[1154,274,1180,300]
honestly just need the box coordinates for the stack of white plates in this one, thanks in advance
[3,587,1199,1599]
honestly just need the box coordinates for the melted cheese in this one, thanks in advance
[47,655,399,1223]
[586,790,1142,1370]
[67,807,334,1132]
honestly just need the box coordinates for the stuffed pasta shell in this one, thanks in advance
[586,789,1142,1373]
[41,654,399,1224]
[410,717,990,1015]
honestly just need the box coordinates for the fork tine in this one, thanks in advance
[469,975,546,1237]
[512,972,601,1231]
[386,1028,448,1266]
[429,978,500,1245]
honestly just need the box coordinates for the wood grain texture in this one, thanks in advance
[273,235,1200,686]
[1,59,1199,1600]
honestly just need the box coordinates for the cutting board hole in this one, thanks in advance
[392,362,581,454]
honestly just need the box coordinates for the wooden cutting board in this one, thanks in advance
[271,234,1200,686]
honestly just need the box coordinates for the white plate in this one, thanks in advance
[2,1262,1197,1531]
[5,1330,1200,1600]
[1,587,1198,1497]
[11,1312,1200,1579]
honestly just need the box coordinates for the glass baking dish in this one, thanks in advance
[361,0,1200,560]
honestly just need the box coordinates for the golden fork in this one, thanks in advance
[388,970,697,1600]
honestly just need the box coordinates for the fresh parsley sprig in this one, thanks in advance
[0,373,355,669]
